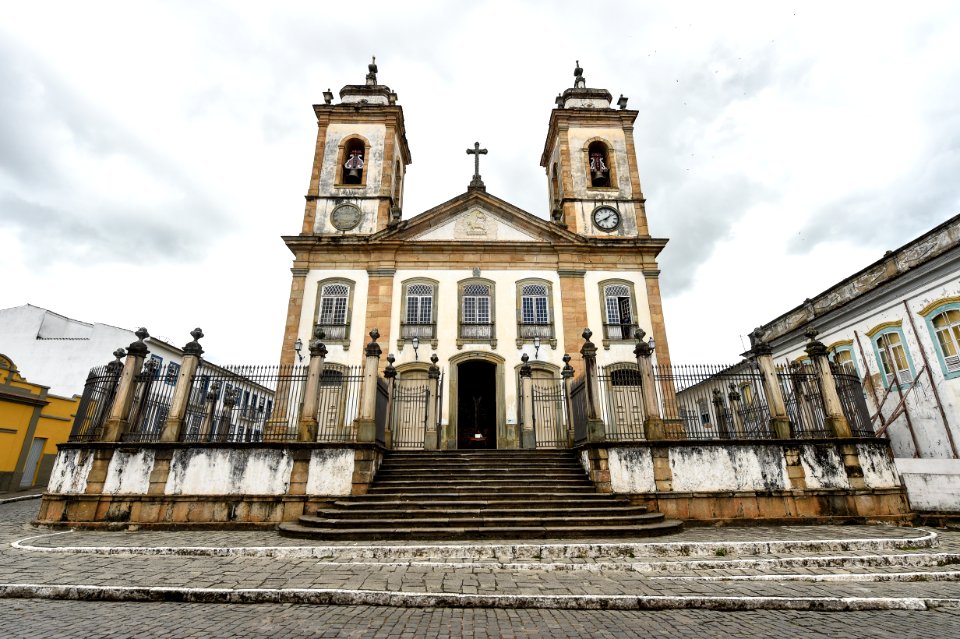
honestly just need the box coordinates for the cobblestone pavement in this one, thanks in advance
[5,499,960,635]
[2,601,960,638]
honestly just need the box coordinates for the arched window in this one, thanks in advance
[516,280,556,348]
[588,140,611,187]
[338,137,366,186]
[457,279,496,347]
[399,280,437,347]
[314,280,354,346]
[869,325,915,388]
[601,282,637,343]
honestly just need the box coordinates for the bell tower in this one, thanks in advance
[300,58,412,236]
[540,62,649,238]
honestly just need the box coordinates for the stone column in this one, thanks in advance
[383,354,397,449]
[519,354,536,449]
[160,328,204,443]
[424,354,440,450]
[355,329,382,443]
[102,328,150,442]
[561,354,576,448]
[805,330,853,438]
[298,327,328,442]
[750,335,791,439]
[634,329,664,440]
[727,383,746,438]
[580,329,605,443]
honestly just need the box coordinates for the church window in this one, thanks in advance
[870,326,915,388]
[600,281,638,344]
[587,141,611,188]
[337,137,368,186]
[399,279,438,346]
[516,280,556,348]
[315,279,354,346]
[457,279,496,347]
[921,301,960,378]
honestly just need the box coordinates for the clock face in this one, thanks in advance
[331,204,363,231]
[592,206,621,232]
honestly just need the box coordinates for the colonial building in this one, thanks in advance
[277,60,671,449]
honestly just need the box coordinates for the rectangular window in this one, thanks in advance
[463,296,489,324]
[165,362,181,386]
[319,297,347,325]
[877,332,912,386]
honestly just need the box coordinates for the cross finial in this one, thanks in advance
[466,141,488,191]
[366,56,378,86]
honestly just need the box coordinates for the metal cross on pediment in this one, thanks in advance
[466,141,487,191]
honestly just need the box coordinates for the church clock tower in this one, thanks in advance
[540,63,648,238]
[300,58,412,237]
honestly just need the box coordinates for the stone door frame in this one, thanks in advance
[444,351,512,449]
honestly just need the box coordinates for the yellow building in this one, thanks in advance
[0,354,78,492]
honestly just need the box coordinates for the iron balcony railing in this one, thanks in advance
[517,322,554,340]
[315,323,349,341]
[459,322,494,340]
[400,322,436,340]
[602,323,639,341]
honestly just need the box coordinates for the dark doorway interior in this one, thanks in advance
[457,360,497,449]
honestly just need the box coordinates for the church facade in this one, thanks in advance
[277,61,672,450]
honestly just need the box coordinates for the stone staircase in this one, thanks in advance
[278,449,683,541]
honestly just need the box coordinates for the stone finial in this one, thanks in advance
[711,387,724,405]
[635,328,647,342]
[581,328,597,357]
[369,328,380,342]
[561,353,574,378]
[804,328,820,342]
[727,382,741,403]
[365,328,382,358]
[112,348,126,361]
[574,60,585,88]
[106,348,125,374]
[384,353,397,379]
[617,94,628,109]
[183,327,204,357]
[428,353,440,379]
[430,353,439,365]
[555,93,564,108]
[804,327,828,358]
[127,327,150,357]
[520,353,532,377]
[142,358,160,376]
[366,56,378,86]
[206,381,221,402]
[582,328,593,341]
[310,325,328,358]
[323,88,333,105]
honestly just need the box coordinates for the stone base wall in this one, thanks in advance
[895,457,960,513]
[37,442,384,528]
[578,438,912,524]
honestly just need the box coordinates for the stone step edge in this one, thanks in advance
[279,521,683,536]
[1,583,957,611]
[298,514,665,527]
[12,528,938,559]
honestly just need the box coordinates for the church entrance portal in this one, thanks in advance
[456,360,497,449]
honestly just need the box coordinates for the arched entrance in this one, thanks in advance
[457,360,497,449]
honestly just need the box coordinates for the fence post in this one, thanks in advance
[298,327,328,442]
[805,329,853,438]
[580,329,606,443]
[218,386,238,442]
[749,333,791,438]
[519,354,536,449]
[383,354,397,449]
[356,329,382,443]
[634,329,664,440]
[128,358,160,438]
[198,382,220,442]
[102,328,150,442]
[160,328,205,443]
[727,383,747,438]
[561,354,576,448]
[424,353,440,450]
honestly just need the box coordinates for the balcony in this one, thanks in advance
[457,322,496,349]
[601,323,639,349]
[315,323,350,349]
[398,322,437,350]
[516,322,557,348]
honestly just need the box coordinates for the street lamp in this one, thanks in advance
[411,336,420,360]
[533,335,541,359]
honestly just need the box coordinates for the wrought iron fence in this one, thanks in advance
[531,379,567,448]
[315,366,364,442]
[599,366,646,441]
[69,364,122,442]
[835,370,875,437]
[777,366,830,438]
[182,364,304,443]
[375,377,388,447]
[392,379,428,449]
[656,364,773,440]
[570,376,588,445]
[124,362,178,443]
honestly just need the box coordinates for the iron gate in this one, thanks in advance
[392,379,429,449]
[532,379,567,448]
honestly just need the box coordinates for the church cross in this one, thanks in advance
[466,141,488,191]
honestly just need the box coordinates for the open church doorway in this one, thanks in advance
[456,360,497,449]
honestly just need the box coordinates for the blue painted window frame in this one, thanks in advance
[829,345,860,377]
[922,301,960,380]
[870,325,916,389]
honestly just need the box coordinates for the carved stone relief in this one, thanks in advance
[454,210,498,240]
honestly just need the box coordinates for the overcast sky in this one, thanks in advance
[2,1,959,368]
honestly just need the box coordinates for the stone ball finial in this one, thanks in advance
[804,328,820,341]
[582,328,593,341]
[635,328,647,342]
[113,348,126,360]
[430,353,439,365]
[562,353,571,365]
[183,327,205,357]
[127,327,150,357]
[387,353,395,365]
[369,328,380,342]
[521,353,529,363]
[135,327,149,341]
[190,328,204,341]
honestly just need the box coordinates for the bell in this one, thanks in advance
[592,169,607,186]
[347,168,360,180]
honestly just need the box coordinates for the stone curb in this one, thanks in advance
[11,529,938,561]
[1,583,957,611]
[651,570,960,582]
[0,494,43,505]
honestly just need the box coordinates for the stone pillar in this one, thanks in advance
[218,386,237,442]
[298,327,328,442]
[750,337,791,439]
[561,354,576,448]
[423,354,440,450]
[634,329,664,440]
[383,354,397,449]
[102,328,150,442]
[711,388,729,439]
[355,329,382,443]
[805,330,853,438]
[727,383,746,438]
[198,381,220,442]
[128,358,160,437]
[580,329,606,443]
[160,328,204,443]
[519,354,536,449]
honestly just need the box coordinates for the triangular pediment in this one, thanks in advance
[376,190,585,245]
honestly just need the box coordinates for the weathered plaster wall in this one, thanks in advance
[896,457,960,512]
[46,448,94,494]
[668,445,789,492]
[797,445,849,489]
[314,123,386,236]
[305,448,354,495]
[607,447,655,493]
[102,449,155,495]
[164,448,294,496]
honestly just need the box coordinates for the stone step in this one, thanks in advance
[278,520,684,541]
[331,498,637,510]
[377,463,585,471]
[372,473,590,483]
[312,506,652,520]
[339,493,624,504]
[365,485,594,495]
[298,512,666,529]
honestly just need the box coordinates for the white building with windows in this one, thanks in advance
[749,213,960,511]
[277,61,673,450]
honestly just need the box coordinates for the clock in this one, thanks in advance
[592,206,621,232]
[331,204,363,231]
